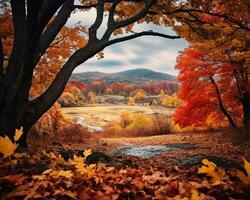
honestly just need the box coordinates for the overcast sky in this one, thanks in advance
[67,8,189,76]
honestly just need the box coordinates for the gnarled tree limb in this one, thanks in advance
[106,31,180,46]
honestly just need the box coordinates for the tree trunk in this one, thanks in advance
[0,100,31,147]
[209,76,238,129]
[242,92,250,131]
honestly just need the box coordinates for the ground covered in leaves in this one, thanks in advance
[0,130,250,200]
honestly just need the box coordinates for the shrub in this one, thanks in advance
[31,103,73,137]
[104,112,170,137]
[88,91,96,104]
[126,113,153,132]
[128,97,135,105]
[120,112,133,128]
[55,124,91,144]
[161,94,183,108]
[152,113,173,134]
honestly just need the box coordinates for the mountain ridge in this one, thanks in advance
[71,68,176,83]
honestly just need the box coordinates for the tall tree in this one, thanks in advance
[174,46,247,129]
[171,0,250,131]
[0,0,180,146]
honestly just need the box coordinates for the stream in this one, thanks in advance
[114,143,198,158]
[114,143,243,169]
[76,116,103,132]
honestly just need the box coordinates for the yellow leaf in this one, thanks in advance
[83,149,92,158]
[243,158,250,176]
[198,159,225,182]
[191,189,201,200]
[14,127,23,141]
[236,157,250,185]
[0,135,18,158]
[86,164,96,177]
[49,170,73,179]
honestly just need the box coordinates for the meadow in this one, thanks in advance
[62,105,175,127]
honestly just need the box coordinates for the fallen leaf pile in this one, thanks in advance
[0,148,250,200]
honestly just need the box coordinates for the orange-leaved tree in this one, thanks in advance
[174,47,247,129]
[171,0,250,130]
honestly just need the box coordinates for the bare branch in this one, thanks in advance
[108,0,119,27]
[74,4,98,9]
[106,31,180,47]
[102,0,120,40]
[36,0,66,34]
[35,0,74,66]
[103,0,156,41]
[89,0,105,41]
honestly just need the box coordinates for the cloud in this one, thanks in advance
[129,57,149,65]
[94,60,125,67]
[68,7,189,76]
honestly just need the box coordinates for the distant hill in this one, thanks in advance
[71,68,176,83]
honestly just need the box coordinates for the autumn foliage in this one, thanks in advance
[174,46,249,129]
[170,0,250,131]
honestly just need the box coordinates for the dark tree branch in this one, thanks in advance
[0,35,4,108]
[102,0,156,41]
[209,76,237,128]
[175,16,209,39]
[5,0,26,81]
[74,4,98,9]
[174,8,250,31]
[108,0,119,27]
[27,43,103,124]
[36,0,74,65]
[22,0,45,83]
[36,0,66,36]
[114,0,156,30]
[105,31,180,46]
[102,0,120,40]
[89,0,105,41]
[0,0,27,135]
[24,0,65,67]
[187,11,207,25]
[27,0,44,38]
[0,36,3,78]
[15,0,67,112]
